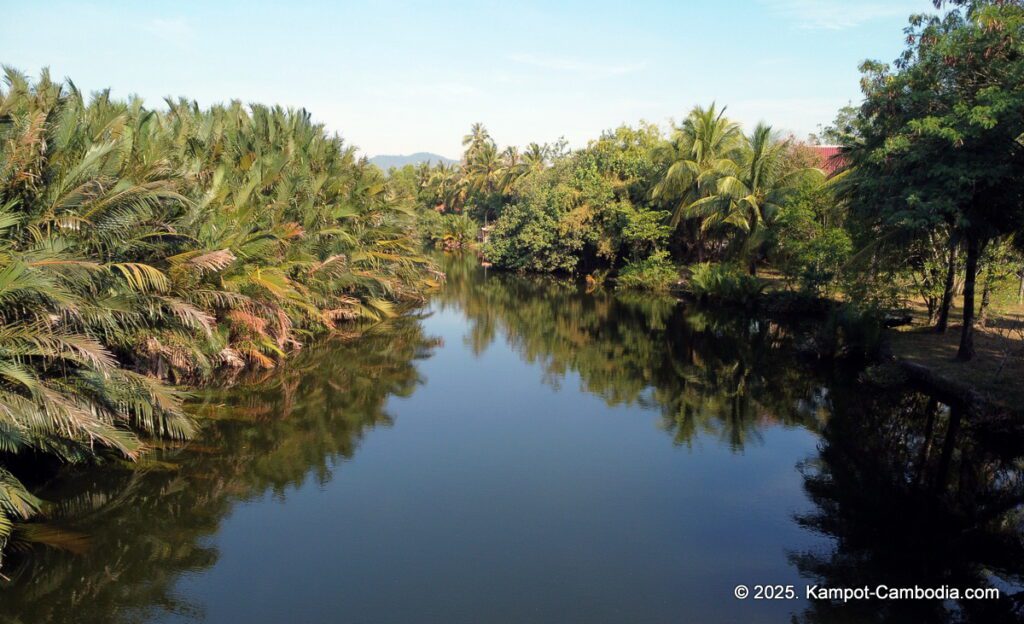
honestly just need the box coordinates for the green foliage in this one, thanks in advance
[482,179,591,273]
[796,229,853,294]
[842,0,1024,359]
[809,103,859,146]
[419,211,478,251]
[483,124,670,274]
[653,107,825,269]
[686,262,766,304]
[616,203,672,257]
[772,185,853,295]
[616,250,679,291]
[0,67,435,554]
[474,108,827,278]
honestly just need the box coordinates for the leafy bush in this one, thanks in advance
[686,262,766,303]
[482,184,593,273]
[420,211,478,250]
[616,250,679,291]
[484,124,668,273]
[796,229,853,294]
[772,200,852,296]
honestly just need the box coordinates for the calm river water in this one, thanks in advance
[2,254,1022,623]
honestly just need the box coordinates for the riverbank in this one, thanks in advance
[888,319,1024,417]
[666,266,1024,416]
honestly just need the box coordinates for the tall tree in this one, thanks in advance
[843,1,1024,360]
[652,104,743,261]
[461,122,492,162]
[687,123,824,273]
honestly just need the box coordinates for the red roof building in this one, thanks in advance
[810,145,846,176]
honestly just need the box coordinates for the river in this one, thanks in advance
[2,254,1022,623]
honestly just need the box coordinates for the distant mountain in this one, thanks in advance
[369,152,457,170]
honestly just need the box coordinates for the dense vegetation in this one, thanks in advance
[0,69,435,559]
[397,0,1024,363]
[841,0,1024,360]
[395,116,827,292]
[4,0,1024,573]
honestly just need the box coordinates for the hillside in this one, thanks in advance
[369,152,457,170]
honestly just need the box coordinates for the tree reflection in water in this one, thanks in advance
[440,253,1024,622]
[792,387,1024,623]
[1,252,1021,624]
[436,252,828,451]
[0,317,439,623]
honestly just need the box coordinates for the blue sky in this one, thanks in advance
[2,0,931,158]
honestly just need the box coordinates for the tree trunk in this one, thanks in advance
[1018,268,1024,305]
[956,236,980,362]
[914,397,939,489]
[935,239,957,333]
[933,405,962,495]
[978,264,992,329]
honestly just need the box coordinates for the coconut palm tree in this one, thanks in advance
[653,104,743,260]
[522,142,548,173]
[686,123,825,272]
[426,162,467,213]
[461,122,492,162]
[471,142,503,192]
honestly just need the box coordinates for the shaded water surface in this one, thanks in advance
[2,255,1023,623]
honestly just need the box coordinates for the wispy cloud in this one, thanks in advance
[507,53,646,76]
[758,0,919,30]
[143,17,195,44]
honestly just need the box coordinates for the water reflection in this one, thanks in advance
[0,318,438,623]
[0,253,1021,624]
[437,253,827,451]
[793,391,1024,623]
[441,253,1024,621]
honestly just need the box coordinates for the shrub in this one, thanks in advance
[772,201,852,296]
[616,250,679,291]
[686,262,766,303]
[420,212,478,251]
[483,196,587,273]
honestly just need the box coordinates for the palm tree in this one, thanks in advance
[0,67,437,557]
[461,122,492,162]
[469,142,502,192]
[498,143,549,191]
[497,145,525,193]
[427,162,467,213]
[653,104,743,260]
[686,123,825,272]
[522,142,548,173]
